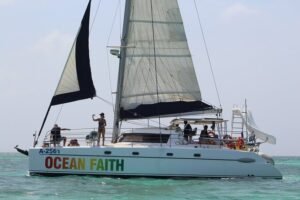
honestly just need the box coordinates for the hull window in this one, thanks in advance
[118,133,170,143]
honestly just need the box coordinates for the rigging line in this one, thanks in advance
[119,0,122,40]
[105,0,122,112]
[106,0,121,46]
[96,95,114,107]
[193,0,222,108]
[150,0,163,146]
[90,0,102,33]
[150,0,161,127]
[106,50,115,112]
[54,104,64,124]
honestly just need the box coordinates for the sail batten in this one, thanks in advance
[126,54,191,58]
[122,90,201,98]
[51,0,95,106]
[130,19,183,25]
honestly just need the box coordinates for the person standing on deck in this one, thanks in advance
[183,120,192,143]
[92,113,107,146]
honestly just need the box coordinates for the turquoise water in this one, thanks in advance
[0,153,299,200]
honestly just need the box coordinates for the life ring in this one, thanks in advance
[223,135,235,149]
[208,131,215,137]
[236,137,245,149]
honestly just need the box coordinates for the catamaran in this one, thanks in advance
[16,0,282,178]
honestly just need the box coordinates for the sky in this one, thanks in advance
[0,0,300,156]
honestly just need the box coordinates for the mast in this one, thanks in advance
[112,0,132,142]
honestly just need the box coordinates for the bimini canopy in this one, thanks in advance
[170,117,227,126]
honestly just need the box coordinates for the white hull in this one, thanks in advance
[28,145,282,178]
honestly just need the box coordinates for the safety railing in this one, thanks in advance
[39,127,257,151]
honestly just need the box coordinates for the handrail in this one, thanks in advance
[38,127,259,152]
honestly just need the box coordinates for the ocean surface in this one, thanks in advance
[0,153,299,200]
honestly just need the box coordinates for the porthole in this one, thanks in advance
[104,151,111,155]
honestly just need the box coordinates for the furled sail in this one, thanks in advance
[118,0,213,120]
[50,0,95,106]
[232,107,276,144]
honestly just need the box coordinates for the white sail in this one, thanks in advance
[54,42,80,96]
[37,0,95,139]
[50,0,95,106]
[233,107,276,144]
[117,0,213,120]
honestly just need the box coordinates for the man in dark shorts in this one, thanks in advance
[50,124,69,146]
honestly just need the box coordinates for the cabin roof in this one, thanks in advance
[170,117,227,125]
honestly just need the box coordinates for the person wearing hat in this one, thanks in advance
[92,113,107,146]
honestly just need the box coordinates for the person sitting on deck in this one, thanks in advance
[199,125,209,144]
[50,124,70,146]
[68,139,80,146]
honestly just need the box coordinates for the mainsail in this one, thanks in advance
[51,0,95,106]
[116,0,213,120]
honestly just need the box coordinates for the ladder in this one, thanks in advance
[231,109,244,138]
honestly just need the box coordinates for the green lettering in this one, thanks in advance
[90,159,96,170]
[116,159,124,171]
[96,159,104,171]
[109,159,116,171]
[105,159,109,171]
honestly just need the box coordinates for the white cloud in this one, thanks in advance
[221,3,259,22]
[0,0,15,6]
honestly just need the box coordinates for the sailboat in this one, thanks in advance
[17,0,282,178]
